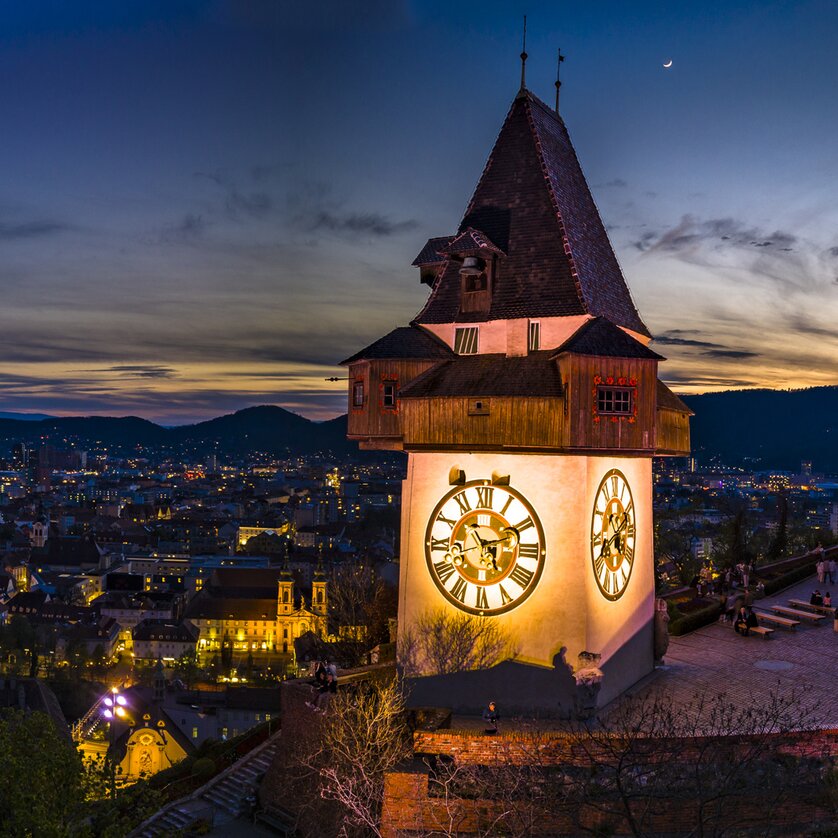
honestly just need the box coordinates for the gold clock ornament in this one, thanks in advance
[425,479,546,615]
[591,468,636,601]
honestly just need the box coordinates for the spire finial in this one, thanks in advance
[519,15,528,91]
[555,47,565,113]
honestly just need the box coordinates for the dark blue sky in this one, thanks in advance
[1,1,836,423]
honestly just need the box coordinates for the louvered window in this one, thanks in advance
[454,327,479,355]
[528,321,541,351]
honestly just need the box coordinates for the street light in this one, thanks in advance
[101,686,126,798]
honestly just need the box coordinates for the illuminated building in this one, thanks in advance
[342,80,691,712]
[183,566,327,664]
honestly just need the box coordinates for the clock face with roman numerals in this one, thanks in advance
[591,469,636,601]
[425,480,546,616]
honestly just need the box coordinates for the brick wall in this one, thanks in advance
[381,727,838,836]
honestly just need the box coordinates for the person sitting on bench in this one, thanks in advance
[734,606,750,636]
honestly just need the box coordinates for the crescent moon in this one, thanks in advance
[663,59,673,68]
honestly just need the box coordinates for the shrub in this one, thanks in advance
[760,562,816,596]
[191,758,216,780]
[668,600,722,636]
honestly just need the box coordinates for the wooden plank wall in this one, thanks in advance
[401,397,564,449]
[346,360,438,440]
[558,355,658,450]
[655,408,691,455]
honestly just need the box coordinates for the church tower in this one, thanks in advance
[342,84,691,713]
[277,564,294,617]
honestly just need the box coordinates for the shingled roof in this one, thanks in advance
[340,326,454,366]
[551,317,664,360]
[440,227,505,257]
[656,379,694,414]
[412,236,453,266]
[414,90,649,337]
[400,352,563,398]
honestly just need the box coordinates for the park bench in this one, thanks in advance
[788,598,836,617]
[730,624,774,639]
[753,611,799,630]
[770,605,826,624]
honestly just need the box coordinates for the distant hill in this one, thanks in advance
[682,385,838,472]
[0,412,53,421]
[0,406,354,459]
[0,387,836,469]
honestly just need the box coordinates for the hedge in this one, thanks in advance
[668,600,723,636]
[759,562,817,596]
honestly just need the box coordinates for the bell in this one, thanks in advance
[459,256,484,276]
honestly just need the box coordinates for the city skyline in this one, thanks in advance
[1,1,837,424]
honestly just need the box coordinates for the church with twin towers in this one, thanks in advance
[341,52,691,714]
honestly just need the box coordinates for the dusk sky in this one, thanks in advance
[1,1,837,424]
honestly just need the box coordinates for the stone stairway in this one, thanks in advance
[131,731,282,837]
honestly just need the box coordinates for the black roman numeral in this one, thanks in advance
[500,494,514,516]
[518,543,539,560]
[624,545,634,565]
[475,587,488,610]
[451,577,468,602]
[513,517,533,533]
[454,492,472,515]
[499,585,512,605]
[611,475,619,497]
[433,560,455,584]
[509,564,534,588]
[476,486,493,509]
[594,554,605,580]
[437,513,456,529]
[430,537,448,552]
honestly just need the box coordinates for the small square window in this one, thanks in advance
[454,327,479,355]
[597,386,633,415]
[352,380,364,408]
[528,321,540,351]
[382,381,397,409]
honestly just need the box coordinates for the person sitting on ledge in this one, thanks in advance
[811,590,823,607]
[824,592,832,608]
[482,700,499,734]
[734,606,750,636]
[745,606,759,633]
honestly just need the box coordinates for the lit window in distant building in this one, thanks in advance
[597,386,634,415]
[192,727,198,739]
[528,320,540,351]
[352,381,364,408]
[454,326,479,355]
[382,381,398,409]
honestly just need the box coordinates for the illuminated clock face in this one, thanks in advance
[425,480,546,615]
[591,469,636,601]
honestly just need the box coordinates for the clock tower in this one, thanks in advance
[341,85,691,714]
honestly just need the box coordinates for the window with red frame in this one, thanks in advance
[597,385,634,415]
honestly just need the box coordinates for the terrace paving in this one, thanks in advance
[451,573,838,734]
[619,573,838,730]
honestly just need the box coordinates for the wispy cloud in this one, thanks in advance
[194,170,273,221]
[633,215,797,255]
[160,213,207,243]
[309,210,417,237]
[97,365,177,379]
[0,219,70,240]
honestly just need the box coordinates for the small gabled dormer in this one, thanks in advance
[412,236,452,288]
[440,227,505,316]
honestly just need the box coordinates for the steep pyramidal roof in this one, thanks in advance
[414,90,650,337]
